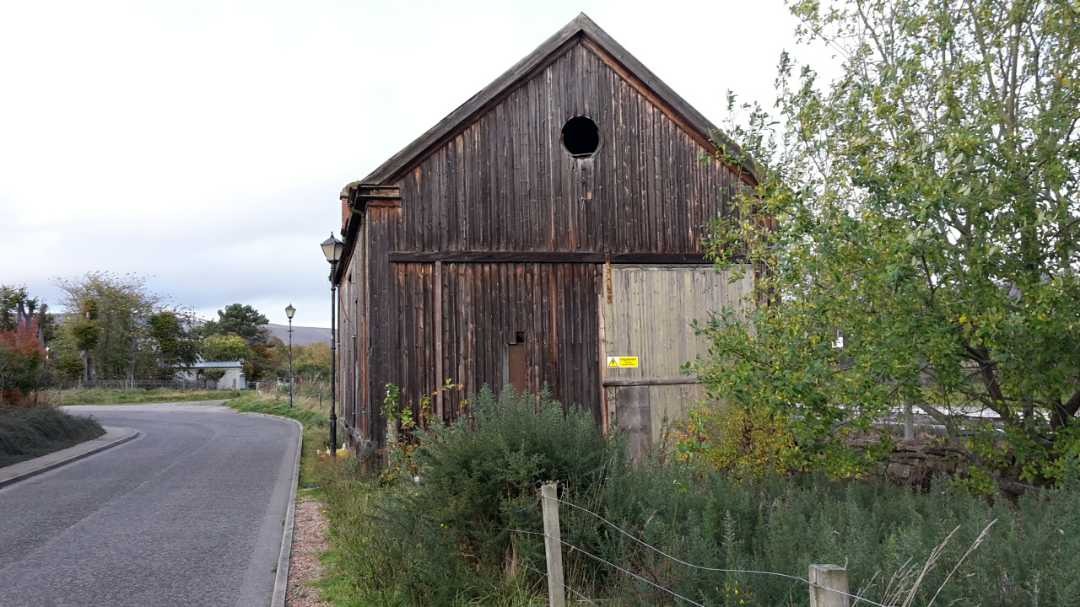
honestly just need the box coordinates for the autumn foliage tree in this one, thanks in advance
[0,286,49,403]
[694,0,1080,486]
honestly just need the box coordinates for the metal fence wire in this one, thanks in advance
[519,490,897,607]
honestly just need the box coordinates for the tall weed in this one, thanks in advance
[316,388,1080,606]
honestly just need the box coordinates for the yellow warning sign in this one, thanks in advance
[606,356,639,369]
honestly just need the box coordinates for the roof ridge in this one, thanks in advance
[349,13,758,190]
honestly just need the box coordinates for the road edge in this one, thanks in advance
[0,426,140,489]
[240,412,303,607]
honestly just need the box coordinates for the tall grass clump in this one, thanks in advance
[315,388,1080,606]
[0,406,105,466]
[589,466,1080,605]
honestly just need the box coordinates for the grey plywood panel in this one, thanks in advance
[603,265,752,449]
[602,265,754,381]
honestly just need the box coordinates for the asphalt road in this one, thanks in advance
[0,404,300,607]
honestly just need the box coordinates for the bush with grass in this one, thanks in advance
[314,387,1080,606]
[227,392,328,428]
[0,406,105,466]
[321,387,618,605]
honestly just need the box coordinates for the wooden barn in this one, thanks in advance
[333,13,756,455]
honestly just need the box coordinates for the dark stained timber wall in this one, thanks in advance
[380,262,602,436]
[387,40,737,256]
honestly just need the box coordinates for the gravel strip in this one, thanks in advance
[287,497,330,607]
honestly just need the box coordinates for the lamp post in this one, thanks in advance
[320,233,344,456]
[285,304,296,408]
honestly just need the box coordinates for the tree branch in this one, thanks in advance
[1051,390,1080,430]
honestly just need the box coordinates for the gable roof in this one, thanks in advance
[351,12,759,190]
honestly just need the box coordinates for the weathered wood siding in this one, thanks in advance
[382,39,738,256]
[601,265,753,453]
[378,261,602,437]
[339,220,370,446]
[339,268,355,438]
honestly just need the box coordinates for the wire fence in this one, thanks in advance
[520,562,596,605]
[520,487,991,607]
[50,378,236,391]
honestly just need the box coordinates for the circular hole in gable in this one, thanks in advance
[561,116,600,157]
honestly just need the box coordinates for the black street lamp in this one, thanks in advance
[285,303,296,408]
[320,233,344,457]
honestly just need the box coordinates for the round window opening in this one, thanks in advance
[561,116,600,157]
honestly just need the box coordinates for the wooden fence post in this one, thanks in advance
[540,482,566,607]
[809,564,850,607]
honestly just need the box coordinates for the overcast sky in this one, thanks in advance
[0,0,833,328]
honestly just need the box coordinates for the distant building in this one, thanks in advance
[177,360,246,390]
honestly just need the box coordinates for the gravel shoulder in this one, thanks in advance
[287,496,330,607]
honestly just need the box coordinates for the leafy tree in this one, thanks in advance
[0,319,46,403]
[47,327,85,383]
[199,303,280,381]
[200,303,269,345]
[147,311,199,378]
[200,334,250,362]
[0,331,46,402]
[0,286,36,332]
[248,337,286,383]
[0,285,53,401]
[292,342,331,382]
[0,286,54,343]
[696,0,1079,485]
[56,272,159,382]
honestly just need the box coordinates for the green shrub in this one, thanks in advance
[326,387,618,605]
[0,406,105,466]
[316,388,1080,606]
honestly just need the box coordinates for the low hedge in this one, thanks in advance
[0,406,105,467]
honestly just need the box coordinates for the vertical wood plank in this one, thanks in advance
[434,260,443,422]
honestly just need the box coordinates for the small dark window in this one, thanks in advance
[561,116,600,157]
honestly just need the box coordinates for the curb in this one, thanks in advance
[0,426,140,490]
[240,412,303,607]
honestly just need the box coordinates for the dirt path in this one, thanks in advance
[287,497,330,607]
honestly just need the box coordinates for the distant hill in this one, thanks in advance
[265,323,330,346]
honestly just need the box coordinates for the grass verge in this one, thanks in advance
[0,406,106,467]
[49,387,242,406]
[223,392,437,606]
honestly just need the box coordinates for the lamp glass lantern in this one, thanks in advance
[320,234,344,265]
[285,304,295,320]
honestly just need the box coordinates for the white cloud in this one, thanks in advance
[0,0,837,327]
